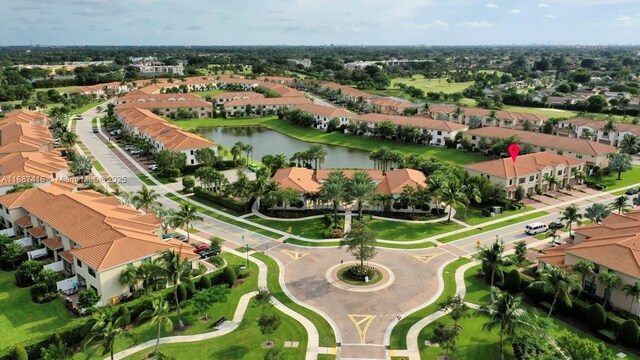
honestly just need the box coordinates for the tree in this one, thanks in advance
[231,142,244,165]
[1,242,25,270]
[154,150,187,176]
[529,265,581,316]
[609,153,632,180]
[83,306,134,360]
[158,247,193,328]
[439,181,466,223]
[72,155,92,182]
[155,207,177,234]
[622,282,640,314]
[559,204,582,237]
[438,295,470,329]
[514,241,527,266]
[559,331,613,360]
[339,222,377,273]
[543,173,560,191]
[41,337,71,360]
[257,313,282,346]
[139,296,173,357]
[14,260,43,287]
[620,134,640,155]
[243,144,254,166]
[586,303,607,330]
[119,264,140,293]
[60,131,78,154]
[618,319,640,347]
[194,147,217,167]
[263,346,285,360]
[189,285,229,320]
[479,291,530,360]
[461,183,482,219]
[306,144,328,171]
[584,203,611,223]
[609,195,631,214]
[598,271,621,307]
[573,259,595,295]
[431,322,460,358]
[173,201,203,243]
[399,185,420,215]
[272,188,301,215]
[474,238,509,302]
[255,288,273,310]
[321,170,348,229]
[348,171,376,222]
[78,288,101,310]
[132,185,160,213]
[182,176,195,192]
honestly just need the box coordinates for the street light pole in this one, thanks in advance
[245,244,249,268]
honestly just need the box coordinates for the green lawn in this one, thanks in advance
[186,194,246,217]
[175,116,486,166]
[0,271,77,350]
[389,75,474,94]
[593,165,640,191]
[92,160,104,172]
[247,216,327,239]
[458,206,534,226]
[437,211,548,243]
[251,252,336,347]
[136,174,155,186]
[191,89,227,97]
[368,219,464,241]
[34,85,80,94]
[389,258,470,350]
[123,298,307,360]
[71,100,109,115]
[501,105,577,118]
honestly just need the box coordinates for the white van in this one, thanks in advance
[525,222,548,235]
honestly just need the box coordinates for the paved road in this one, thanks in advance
[75,107,274,248]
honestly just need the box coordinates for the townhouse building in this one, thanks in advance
[112,90,204,105]
[223,97,311,117]
[466,127,617,168]
[429,105,548,129]
[212,92,264,107]
[556,118,640,147]
[293,103,355,130]
[115,99,214,119]
[463,152,585,199]
[258,82,306,97]
[370,97,421,115]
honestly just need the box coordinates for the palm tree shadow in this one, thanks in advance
[209,344,249,359]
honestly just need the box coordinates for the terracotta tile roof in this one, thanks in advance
[340,86,374,100]
[258,83,306,97]
[27,225,47,238]
[566,234,640,277]
[3,110,48,125]
[115,99,212,111]
[376,169,427,194]
[115,90,202,104]
[42,236,62,250]
[212,92,264,100]
[294,103,354,119]
[467,127,618,157]
[225,97,311,107]
[562,118,640,136]
[463,152,584,179]
[429,105,548,122]
[256,76,295,83]
[59,250,73,263]
[0,151,68,185]
[136,83,181,94]
[0,121,53,153]
[15,215,31,227]
[272,167,319,193]
[371,97,420,109]
[353,113,468,132]
[537,243,572,267]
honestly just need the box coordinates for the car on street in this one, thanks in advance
[626,188,639,195]
[193,244,210,253]
[548,221,563,230]
[93,128,99,133]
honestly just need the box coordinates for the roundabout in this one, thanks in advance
[325,261,395,292]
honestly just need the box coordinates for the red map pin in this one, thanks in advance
[508,144,520,163]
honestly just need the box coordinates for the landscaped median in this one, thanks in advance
[437,211,548,243]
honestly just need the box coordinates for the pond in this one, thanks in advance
[196,126,374,169]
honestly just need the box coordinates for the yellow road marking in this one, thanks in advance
[281,250,308,260]
[460,229,524,248]
[348,314,376,344]
[412,253,443,263]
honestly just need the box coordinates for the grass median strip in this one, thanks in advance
[251,252,336,347]
[437,211,548,243]
[389,257,469,350]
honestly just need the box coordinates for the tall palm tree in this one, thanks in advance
[609,195,631,214]
[440,181,466,223]
[119,264,140,293]
[543,173,560,191]
[573,259,595,296]
[158,247,193,328]
[117,190,135,206]
[83,307,134,360]
[529,266,581,316]
[604,118,618,133]
[132,185,160,213]
[60,131,78,154]
[584,203,611,223]
[138,260,164,293]
[622,282,640,314]
[620,134,640,155]
[462,183,482,219]
[559,204,583,238]
[598,271,622,307]
[173,201,203,243]
[321,170,349,229]
[474,239,509,302]
[231,142,244,166]
[243,144,254,166]
[307,144,328,172]
[348,171,376,222]
[479,291,530,360]
[72,155,92,182]
[155,207,177,234]
[139,296,173,357]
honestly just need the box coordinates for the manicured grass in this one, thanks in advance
[92,160,104,172]
[389,257,470,350]
[71,99,109,115]
[165,193,281,239]
[34,85,80,94]
[175,117,486,166]
[337,267,383,286]
[191,89,227,97]
[0,271,77,350]
[368,219,464,241]
[284,238,340,247]
[458,206,534,226]
[463,264,491,305]
[251,252,336,347]
[247,216,327,239]
[317,354,337,360]
[389,75,475,94]
[186,194,246,217]
[284,238,436,249]
[593,165,640,191]
[437,211,548,243]
[501,105,577,118]
[136,173,155,186]
[123,298,307,360]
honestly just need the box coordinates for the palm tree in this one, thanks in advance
[543,173,560,191]
[474,239,509,302]
[609,195,631,214]
[348,171,376,222]
[321,170,348,229]
[529,266,581,316]
[83,307,134,360]
[117,190,135,206]
[243,144,254,166]
[139,296,173,357]
[158,247,193,328]
[138,260,164,293]
[580,129,596,140]
[462,183,482,219]
[132,185,160,213]
[119,264,140,293]
[60,131,78,154]
[559,204,583,238]
[622,282,640,314]
[479,291,530,360]
[173,201,203,243]
[155,207,177,235]
[620,134,640,155]
[599,271,621,307]
[584,203,611,223]
[307,144,328,172]
[573,259,596,295]
[604,118,618,133]
[231,142,244,166]
[440,182,466,223]
[72,155,92,182]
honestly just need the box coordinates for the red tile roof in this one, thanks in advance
[464,152,584,178]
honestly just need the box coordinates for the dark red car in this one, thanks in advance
[193,244,210,253]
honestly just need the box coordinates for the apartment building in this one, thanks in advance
[0,151,70,195]
[557,118,640,147]
[429,105,548,129]
[293,103,354,130]
[115,99,214,119]
[258,82,306,97]
[466,127,617,168]
[112,90,204,105]
[370,97,421,115]
[463,152,585,199]
[69,82,130,98]
[223,97,311,117]
[212,92,264,107]
[0,186,199,306]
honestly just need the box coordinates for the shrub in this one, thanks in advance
[12,346,27,360]
[587,303,607,331]
[223,266,237,287]
[182,176,195,192]
[176,284,188,302]
[597,329,617,343]
[193,186,248,213]
[504,269,521,293]
[29,283,51,303]
[482,262,503,286]
[115,305,131,327]
[606,313,626,333]
[618,319,640,347]
[77,288,100,310]
[198,275,212,289]
[164,168,181,179]
[572,298,589,318]
[14,260,43,287]
[185,279,196,299]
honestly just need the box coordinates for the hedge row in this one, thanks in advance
[193,186,250,213]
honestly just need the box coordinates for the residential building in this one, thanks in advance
[463,152,585,199]
[0,186,198,306]
[293,103,354,130]
[0,117,54,153]
[258,82,306,97]
[537,209,640,314]
[223,97,311,117]
[429,105,548,129]
[136,83,181,95]
[69,81,129,98]
[352,113,468,146]
[3,110,49,125]
[557,118,640,147]
[212,92,264,107]
[256,76,295,84]
[112,90,203,105]
[0,151,70,194]
[131,62,185,76]
[466,127,617,168]
[286,59,312,68]
[370,97,421,115]
[115,99,214,119]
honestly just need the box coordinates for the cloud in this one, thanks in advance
[457,20,493,28]
[544,14,556,18]
[615,15,639,26]
[485,3,498,8]
[405,20,449,29]
[510,9,521,14]
[184,25,202,31]
[538,3,549,7]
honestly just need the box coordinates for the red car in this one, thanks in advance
[193,244,210,253]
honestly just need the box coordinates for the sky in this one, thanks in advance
[1,0,640,46]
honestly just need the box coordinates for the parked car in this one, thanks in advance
[199,248,220,258]
[162,233,172,239]
[170,233,187,241]
[248,163,262,172]
[124,144,135,151]
[551,239,566,247]
[193,244,210,253]
[626,188,639,195]
[129,149,142,155]
[548,221,563,230]
[92,128,99,133]
[149,164,158,171]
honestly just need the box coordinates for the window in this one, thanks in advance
[76,259,82,268]
[584,279,596,294]
[509,179,513,185]
[576,154,583,159]
[472,136,476,141]
[557,170,563,176]
[88,268,96,277]
[557,150,563,155]
[437,131,442,135]
[529,176,534,182]
[519,178,526,184]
